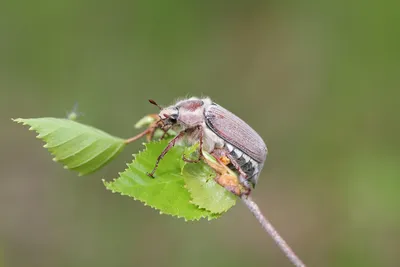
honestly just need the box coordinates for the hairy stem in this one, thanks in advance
[124,128,151,144]
[241,196,306,267]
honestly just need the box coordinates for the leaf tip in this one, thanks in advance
[12,118,24,124]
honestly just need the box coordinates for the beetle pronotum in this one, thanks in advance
[128,97,267,196]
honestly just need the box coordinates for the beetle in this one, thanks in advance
[130,97,267,196]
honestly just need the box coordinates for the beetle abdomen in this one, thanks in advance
[225,143,261,187]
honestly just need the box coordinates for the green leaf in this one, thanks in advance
[182,155,237,214]
[15,116,238,220]
[134,114,157,129]
[104,140,217,221]
[13,118,126,175]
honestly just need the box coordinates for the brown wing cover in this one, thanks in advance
[204,104,267,163]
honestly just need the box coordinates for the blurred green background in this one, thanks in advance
[1,1,399,267]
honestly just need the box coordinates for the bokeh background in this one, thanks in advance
[1,1,399,267]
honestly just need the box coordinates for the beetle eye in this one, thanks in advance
[168,113,178,123]
[168,114,178,123]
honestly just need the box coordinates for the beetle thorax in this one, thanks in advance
[159,97,212,129]
[158,97,225,152]
[176,98,210,128]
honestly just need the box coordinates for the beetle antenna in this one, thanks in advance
[149,99,163,110]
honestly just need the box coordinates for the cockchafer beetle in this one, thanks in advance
[128,97,267,196]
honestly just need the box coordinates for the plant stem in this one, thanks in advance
[124,128,151,144]
[241,195,306,267]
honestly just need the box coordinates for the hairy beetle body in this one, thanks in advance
[149,97,267,194]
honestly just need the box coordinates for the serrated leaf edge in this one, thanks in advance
[103,140,218,221]
[13,118,126,176]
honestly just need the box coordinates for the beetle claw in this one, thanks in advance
[146,172,155,178]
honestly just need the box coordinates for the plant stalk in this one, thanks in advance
[241,195,306,267]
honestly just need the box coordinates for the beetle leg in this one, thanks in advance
[182,126,204,163]
[224,153,248,179]
[126,117,162,144]
[158,125,172,140]
[227,157,254,191]
[205,153,251,196]
[226,156,253,191]
[147,130,186,178]
[212,148,249,180]
[147,119,170,141]
[146,124,159,142]
[146,123,158,141]
[223,152,254,190]
[209,148,231,165]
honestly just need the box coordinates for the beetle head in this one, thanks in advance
[159,106,179,126]
[148,99,179,126]
[149,98,208,128]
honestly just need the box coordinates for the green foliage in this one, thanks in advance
[134,115,157,129]
[14,117,237,221]
[13,118,126,175]
[104,140,217,220]
[182,145,236,214]
[183,163,236,214]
